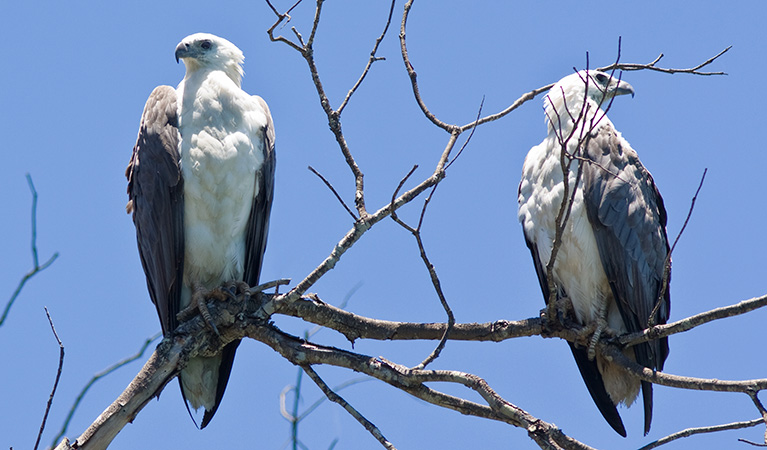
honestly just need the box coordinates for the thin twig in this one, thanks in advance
[36,308,64,450]
[265,0,305,52]
[399,0,456,132]
[638,418,764,450]
[389,166,455,369]
[1,175,60,327]
[599,46,731,76]
[446,97,484,170]
[603,344,767,392]
[650,168,707,326]
[460,47,731,132]
[620,294,767,347]
[337,0,397,115]
[308,166,357,220]
[51,333,162,448]
[302,365,396,449]
[747,391,767,445]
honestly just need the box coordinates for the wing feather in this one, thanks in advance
[244,95,276,286]
[126,85,184,335]
[582,125,671,434]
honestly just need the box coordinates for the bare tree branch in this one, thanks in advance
[302,365,396,449]
[598,46,731,75]
[51,333,161,448]
[336,0,396,115]
[638,418,764,450]
[1,175,59,327]
[308,165,357,220]
[36,308,64,450]
[54,281,767,450]
[619,294,767,347]
[650,168,707,327]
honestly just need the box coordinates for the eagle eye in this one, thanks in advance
[201,40,212,50]
[595,73,608,84]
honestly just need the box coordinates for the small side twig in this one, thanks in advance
[399,0,456,132]
[302,365,396,450]
[36,308,64,450]
[1,175,60,327]
[308,166,357,220]
[445,97,484,170]
[649,168,707,327]
[638,418,764,450]
[51,333,162,448]
[599,46,731,76]
[337,0,397,115]
[747,391,767,446]
[265,0,305,51]
[389,169,454,370]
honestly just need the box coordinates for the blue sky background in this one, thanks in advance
[1,1,765,449]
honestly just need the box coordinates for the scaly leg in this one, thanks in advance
[587,296,609,361]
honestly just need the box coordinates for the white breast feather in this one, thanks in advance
[178,71,268,295]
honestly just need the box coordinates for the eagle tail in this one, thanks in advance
[568,342,627,437]
[200,340,241,429]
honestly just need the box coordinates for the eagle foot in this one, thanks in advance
[541,296,574,334]
[222,280,252,303]
[176,284,238,337]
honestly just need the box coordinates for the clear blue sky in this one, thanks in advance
[1,1,765,449]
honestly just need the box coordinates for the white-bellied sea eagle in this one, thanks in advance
[518,70,670,436]
[126,33,275,428]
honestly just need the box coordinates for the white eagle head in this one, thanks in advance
[544,70,634,133]
[175,33,245,85]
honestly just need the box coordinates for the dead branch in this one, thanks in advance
[598,46,731,76]
[619,294,767,347]
[302,365,396,449]
[36,308,64,450]
[1,175,59,327]
[54,285,767,449]
[638,418,764,450]
[308,165,357,220]
[50,333,161,448]
[650,168,707,327]
[54,292,595,450]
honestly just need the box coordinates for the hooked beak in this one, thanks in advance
[175,42,190,63]
[614,79,635,98]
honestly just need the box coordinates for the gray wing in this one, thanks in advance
[126,85,184,336]
[582,124,671,434]
[243,95,276,286]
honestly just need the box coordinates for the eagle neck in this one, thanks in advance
[182,65,242,90]
[545,91,611,137]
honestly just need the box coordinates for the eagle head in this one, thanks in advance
[175,33,245,84]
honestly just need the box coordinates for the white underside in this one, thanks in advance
[176,69,268,411]
[518,134,640,407]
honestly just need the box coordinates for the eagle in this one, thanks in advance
[518,70,670,436]
[126,33,275,428]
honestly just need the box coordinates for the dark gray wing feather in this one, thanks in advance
[244,96,276,286]
[126,85,184,336]
[582,124,671,435]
